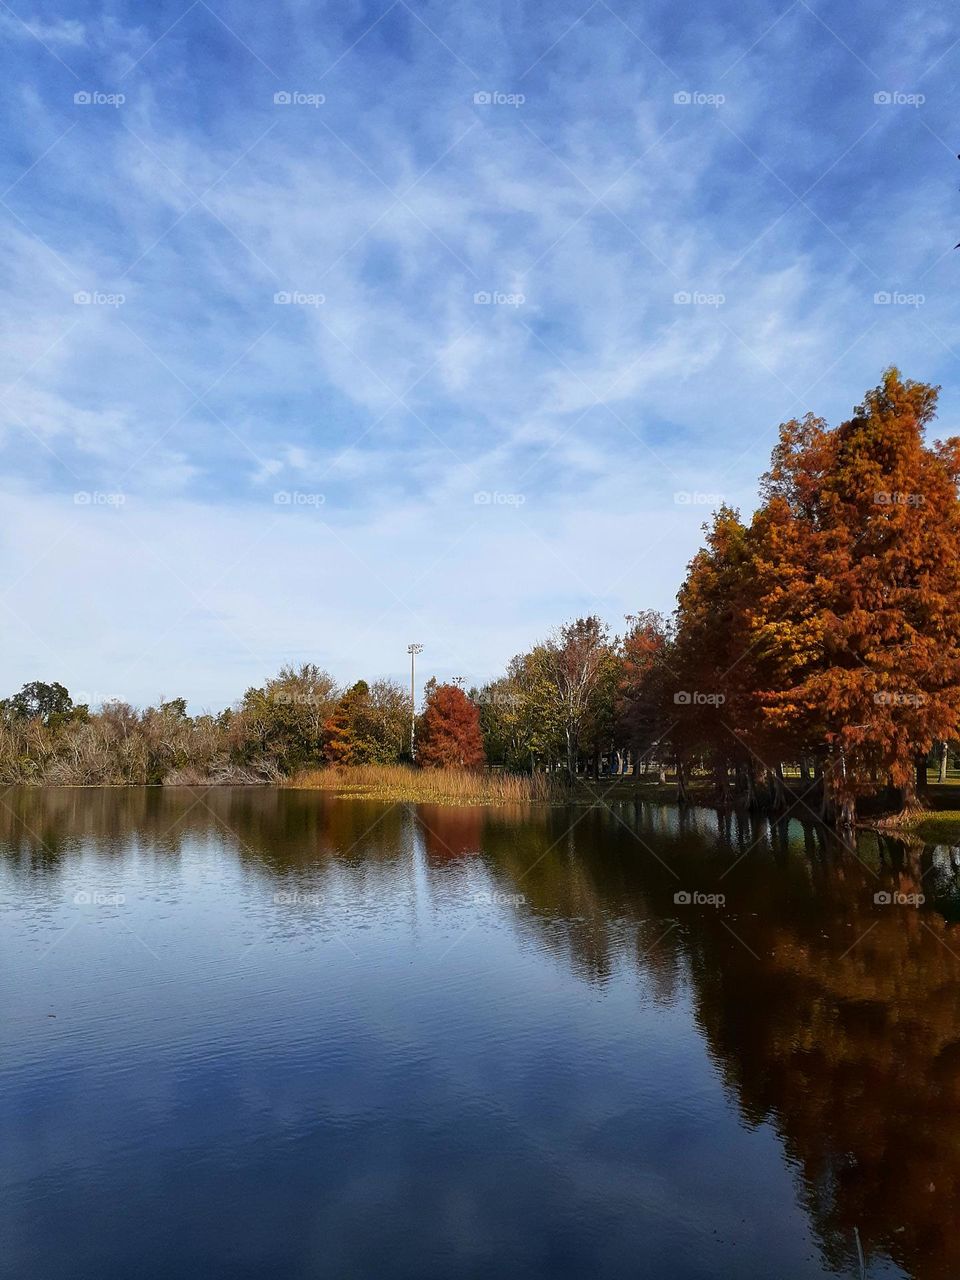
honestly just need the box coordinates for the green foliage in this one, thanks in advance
[234,663,338,773]
[1,681,75,724]
[324,679,410,765]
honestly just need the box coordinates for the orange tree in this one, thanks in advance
[416,681,486,768]
[747,369,960,822]
[616,611,673,780]
[323,680,371,764]
[670,506,756,801]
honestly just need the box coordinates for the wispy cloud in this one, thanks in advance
[0,0,957,704]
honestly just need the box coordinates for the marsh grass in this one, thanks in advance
[287,764,564,805]
[880,809,960,843]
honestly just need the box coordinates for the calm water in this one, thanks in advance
[3,789,960,1280]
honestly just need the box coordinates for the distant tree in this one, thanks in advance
[323,679,410,765]
[323,680,370,764]
[1,681,75,724]
[473,658,531,770]
[234,663,338,772]
[580,637,622,778]
[671,507,755,800]
[538,616,615,780]
[364,679,411,763]
[617,611,673,778]
[416,680,486,768]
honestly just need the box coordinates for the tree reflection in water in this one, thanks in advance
[3,786,960,1279]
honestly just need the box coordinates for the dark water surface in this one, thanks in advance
[3,788,960,1280]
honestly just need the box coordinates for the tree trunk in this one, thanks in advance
[938,740,949,784]
[676,755,690,805]
[770,762,788,810]
[737,761,762,810]
[820,753,856,828]
[837,794,856,829]
[915,751,929,798]
[565,728,577,782]
[713,757,731,808]
[746,764,761,811]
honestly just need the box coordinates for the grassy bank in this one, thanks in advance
[287,764,565,805]
[872,809,960,843]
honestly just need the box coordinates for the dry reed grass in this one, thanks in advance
[287,763,563,805]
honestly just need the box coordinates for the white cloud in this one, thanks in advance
[0,0,957,702]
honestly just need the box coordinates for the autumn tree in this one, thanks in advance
[233,663,338,772]
[323,680,370,764]
[671,507,755,802]
[616,611,673,781]
[742,412,838,793]
[323,679,410,764]
[473,659,530,770]
[538,616,616,780]
[746,369,960,823]
[416,680,486,768]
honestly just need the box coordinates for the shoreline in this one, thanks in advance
[6,776,960,841]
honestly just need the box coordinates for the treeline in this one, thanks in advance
[475,369,960,825]
[0,667,488,785]
[4,368,958,824]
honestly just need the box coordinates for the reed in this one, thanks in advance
[286,763,564,805]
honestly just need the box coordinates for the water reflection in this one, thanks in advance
[2,786,959,1278]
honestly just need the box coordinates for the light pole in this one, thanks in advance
[407,644,423,759]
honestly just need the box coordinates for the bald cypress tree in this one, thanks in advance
[747,369,960,823]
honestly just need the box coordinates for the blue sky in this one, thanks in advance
[1,0,957,709]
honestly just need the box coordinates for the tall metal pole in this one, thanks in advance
[407,644,423,759]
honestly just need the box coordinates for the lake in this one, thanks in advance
[2,787,959,1279]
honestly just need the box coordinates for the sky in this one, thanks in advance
[0,0,957,711]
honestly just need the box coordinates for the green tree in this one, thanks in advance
[234,663,338,773]
[538,617,616,780]
[2,681,75,725]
